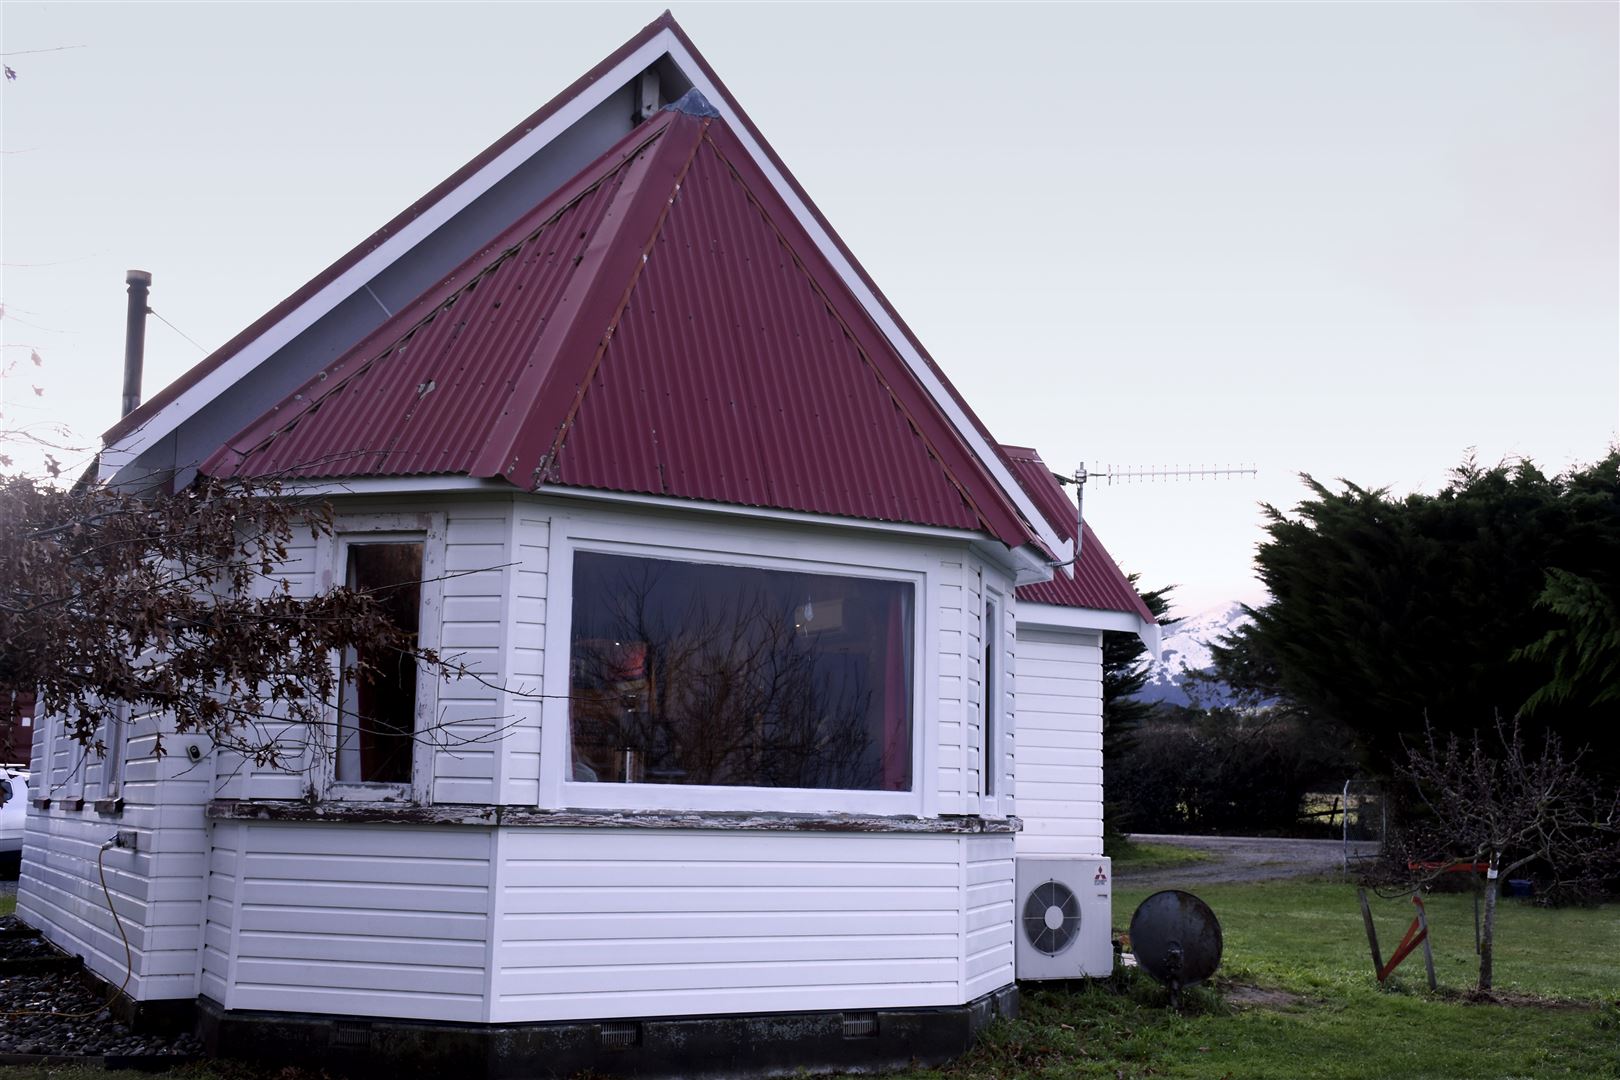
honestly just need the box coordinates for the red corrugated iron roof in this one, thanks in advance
[105,11,682,447]
[205,119,663,483]
[652,18,1044,532]
[107,12,1044,527]
[1001,445,1156,622]
[204,105,1039,548]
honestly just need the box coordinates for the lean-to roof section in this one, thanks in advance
[206,106,1034,546]
[1001,445,1157,624]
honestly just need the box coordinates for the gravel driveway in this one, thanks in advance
[1118,833,1381,889]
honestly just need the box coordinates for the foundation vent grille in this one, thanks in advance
[599,1021,641,1050]
[330,1021,372,1048]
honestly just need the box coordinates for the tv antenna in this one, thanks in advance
[1052,462,1257,564]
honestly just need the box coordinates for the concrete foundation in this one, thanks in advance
[196,987,1019,1079]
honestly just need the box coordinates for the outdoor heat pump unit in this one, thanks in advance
[1014,856,1114,980]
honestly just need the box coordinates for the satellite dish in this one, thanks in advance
[1129,890,1223,1007]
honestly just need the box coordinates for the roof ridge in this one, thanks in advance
[535,117,715,484]
[688,127,994,536]
[205,120,675,478]
[465,112,711,485]
[106,10,683,447]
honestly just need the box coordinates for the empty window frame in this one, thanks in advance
[336,540,425,785]
[101,704,126,799]
[569,552,915,792]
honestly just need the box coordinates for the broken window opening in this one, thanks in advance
[336,541,424,785]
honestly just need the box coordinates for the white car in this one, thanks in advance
[1,767,29,863]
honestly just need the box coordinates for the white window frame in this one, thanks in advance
[314,513,446,802]
[542,511,931,817]
[101,703,127,800]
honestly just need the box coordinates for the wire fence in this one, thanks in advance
[1342,778,1386,871]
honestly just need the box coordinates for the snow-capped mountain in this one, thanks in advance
[1134,601,1252,707]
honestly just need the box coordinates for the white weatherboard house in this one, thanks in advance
[17,14,1158,1077]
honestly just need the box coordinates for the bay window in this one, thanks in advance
[568,552,914,792]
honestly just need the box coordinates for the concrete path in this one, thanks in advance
[1118,833,1380,889]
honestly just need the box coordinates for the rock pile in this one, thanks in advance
[0,915,203,1060]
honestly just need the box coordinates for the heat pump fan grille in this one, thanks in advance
[1022,879,1081,956]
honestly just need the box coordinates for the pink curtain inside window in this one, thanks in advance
[882,592,911,791]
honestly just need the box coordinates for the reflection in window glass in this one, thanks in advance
[337,542,423,784]
[570,553,913,791]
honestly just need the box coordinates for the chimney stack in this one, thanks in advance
[121,269,152,418]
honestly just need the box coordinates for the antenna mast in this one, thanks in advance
[1055,463,1258,564]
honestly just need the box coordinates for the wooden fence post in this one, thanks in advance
[1358,888,1383,977]
[1414,897,1437,991]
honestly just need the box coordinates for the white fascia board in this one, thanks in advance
[542,484,987,545]
[98,36,676,483]
[1020,601,1162,655]
[278,476,511,498]
[289,475,995,550]
[664,39,1072,567]
[986,540,1058,586]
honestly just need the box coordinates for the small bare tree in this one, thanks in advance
[0,471,500,769]
[1395,717,1619,991]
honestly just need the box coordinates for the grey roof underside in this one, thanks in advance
[122,63,693,489]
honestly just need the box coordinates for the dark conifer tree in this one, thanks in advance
[1215,450,1620,781]
[1101,576,1177,758]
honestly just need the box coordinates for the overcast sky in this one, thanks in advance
[3,2,1616,617]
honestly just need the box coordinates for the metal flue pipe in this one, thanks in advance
[121,269,152,418]
[1072,462,1088,566]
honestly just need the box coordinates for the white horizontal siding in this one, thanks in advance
[202,831,239,1004]
[16,711,212,1001]
[1013,626,1105,858]
[215,531,320,801]
[224,823,492,1021]
[935,560,967,813]
[182,825,1016,1026]
[500,512,548,805]
[490,830,976,1023]
[962,834,1015,999]
[941,558,1016,820]
[432,511,511,804]
[209,502,519,806]
[962,567,985,812]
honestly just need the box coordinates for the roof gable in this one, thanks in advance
[108,13,1068,561]
[102,14,681,452]
[205,104,1034,544]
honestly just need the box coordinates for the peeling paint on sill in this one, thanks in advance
[204,799,1022,834]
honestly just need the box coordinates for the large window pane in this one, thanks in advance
[337,541,423,784]
[570,553,913,791]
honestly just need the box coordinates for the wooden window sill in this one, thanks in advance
[205,799,1021,834]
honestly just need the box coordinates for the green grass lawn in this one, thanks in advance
[1106,838,1215,873]
[1,892,14,917]
[897,879,1620,1080]
[2,880,1615,1080]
